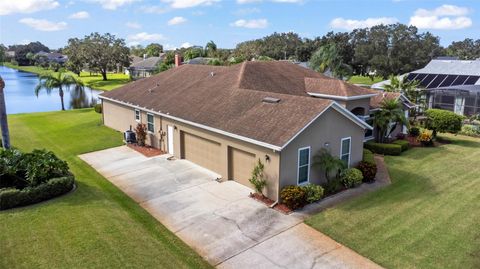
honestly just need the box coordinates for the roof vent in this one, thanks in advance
[148,89,153,93]
[262,97,281,104]
[210,71,215,77]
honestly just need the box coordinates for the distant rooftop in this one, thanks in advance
[412,58,480,76]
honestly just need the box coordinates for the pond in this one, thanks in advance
[0,65,102,114]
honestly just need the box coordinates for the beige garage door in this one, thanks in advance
[228,147,256,188]
[181,132,222,174]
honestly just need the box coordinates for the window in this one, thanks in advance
[147,113,154,133]
[340,137,351,167]
[134,109,140,122]
[297,147,310,185]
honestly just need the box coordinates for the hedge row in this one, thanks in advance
[392,140,410,152]
[362,149,375,164]
[364,142,402,156]
[0,175,74,210]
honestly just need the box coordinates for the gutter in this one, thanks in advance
[307,92,378,101]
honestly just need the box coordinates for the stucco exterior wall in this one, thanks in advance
[338,98,371,115]
[102,99,281,200]
[279,108,365,191]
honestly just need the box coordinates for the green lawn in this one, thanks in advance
[0,109,211,269]
[306,135,480,269]
[348,75,384,85]
[2,63,130,91]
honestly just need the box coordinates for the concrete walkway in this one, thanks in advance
[294,155,391,219]
[80,146,382,269]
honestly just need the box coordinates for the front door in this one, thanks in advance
[167,125,174,155]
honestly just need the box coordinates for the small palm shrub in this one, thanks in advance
[302,184,324,203]
[280,185,307,210]
[249,159,268,196]
[135,123,147,146]
[357,161,377,182]
[340,168,363,188]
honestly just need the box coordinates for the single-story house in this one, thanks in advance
[373,57,480,117]
[126,55,164,80]
[100,61,383,200]
[35,51,68,64]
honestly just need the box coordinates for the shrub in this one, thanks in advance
[425,109,463,135]
[135,123,147,146]
[0,175,74,210]
[0,149,70,188]
[396,133,406,140]
[364,142,402,156]
[322,178,343,195]
[280,185,307,210]
[94,104,102,114]
[417,129,434,146]
[392,139,410,152]
[362,149,375,164]
[357,161,377,182]
[409,127,420,137]
[302,184,324,203]
[249,159,267,196]
[459,124,480,137]
[340,168,363,188]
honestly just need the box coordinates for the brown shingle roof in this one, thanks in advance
[369,91,415,109]
[101,61,369,147]
[305,77,378,97]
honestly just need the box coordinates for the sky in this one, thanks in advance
[0,0,479,50]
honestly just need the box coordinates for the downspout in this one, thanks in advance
[269,148,280,208]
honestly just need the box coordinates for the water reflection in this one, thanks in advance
[0,65,102,114]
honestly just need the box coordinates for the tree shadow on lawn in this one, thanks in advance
[447,135,480,148]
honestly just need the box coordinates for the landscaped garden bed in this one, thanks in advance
[0,148,75,210]
[127,143,165,157]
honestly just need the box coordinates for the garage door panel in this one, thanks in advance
[229,147,256,188]
[181,132,222,174]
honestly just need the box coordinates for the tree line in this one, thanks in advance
[1,23,479,81]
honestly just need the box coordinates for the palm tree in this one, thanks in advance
[35,72,84,111]
[205,40,217,57]
[384,75,423,119]
[374,99,409,143]
[312,148,346,183]
[309,43,352,80]
[0,75,10,149]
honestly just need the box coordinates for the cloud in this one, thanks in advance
[180,42,193,48]
[139,5,168,14]
[233,7,260,16]
[168,16,188,25]
[0,0,59,15]
[127,32,165,43]
[19,18,67,31]
[409,5,472,30]
[125,21,142,29]
[237,0,302,3]
[69,11,89,19]
[231,18,268,29]
[162,0,219,9]
[90,0,139,10]
[330,17,398,30]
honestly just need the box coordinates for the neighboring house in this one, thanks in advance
[186,57,213,65]
[369,92,416,138]
[5,50,15,59]
[100,61,379,201]
[127,55,163,79]
[35,51,68,64]
[373,57,480,117]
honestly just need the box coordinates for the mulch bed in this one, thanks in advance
[405,136,449,147]
[250,193,292,214]
[127,143,166,157]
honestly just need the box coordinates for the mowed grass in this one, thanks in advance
[306,134,480,269]
[2,63,130,91]
[348,75,384,85]
[0,109,211,269]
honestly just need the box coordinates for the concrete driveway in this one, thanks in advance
[80,146,382,269]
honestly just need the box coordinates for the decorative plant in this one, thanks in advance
[135,123,147,146]
[302,184,324,203]
[312,148,346,183]
[94,104,102,114]
[280,185,307,210]
[409,127,420,137]
[424,109,463,137]
[417,129,434,146]
[249,159,268,197]
[340,168,363,188]
[357,161,377,182]
[373,99,409,143]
